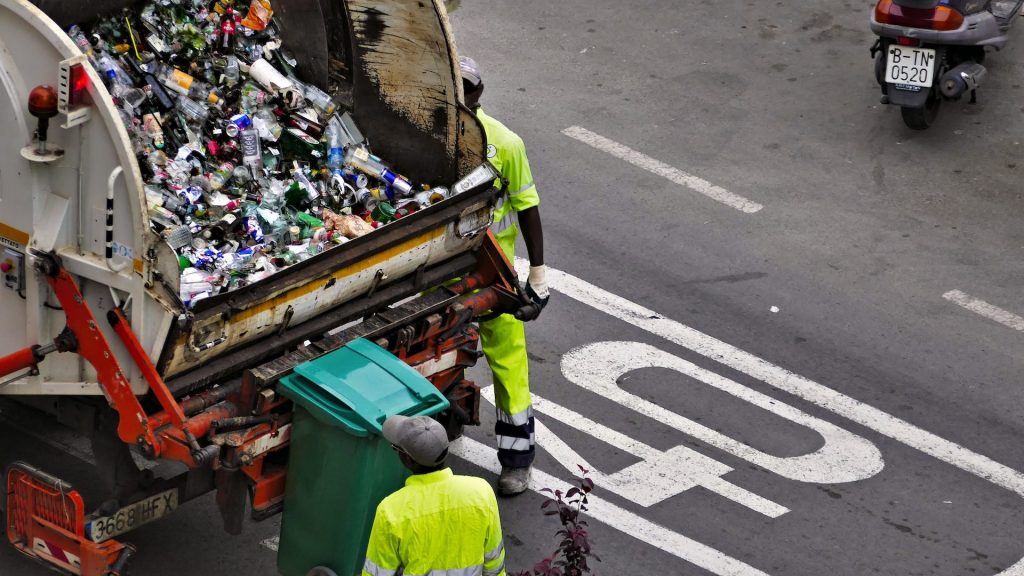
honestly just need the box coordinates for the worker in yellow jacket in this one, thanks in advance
[362,415,506,576]
[460,56,549,496]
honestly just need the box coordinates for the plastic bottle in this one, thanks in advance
[176,95,211,124]
[153,62,221,105]
[97,53,145,109]
[126,58,176,112]
[223,56,240,87]
[68,25,98,68]
[240,127,262,172]
[209,161,235,191]
[344,145,414,198]
[290,161,320,202]
[253,108,283,141]
[324,116,347,189]
[302,82,335,118]
[216,8,238,53]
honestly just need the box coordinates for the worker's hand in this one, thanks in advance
[514,265,549,322]
[526,265,550,309]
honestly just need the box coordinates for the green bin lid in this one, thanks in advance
[278,338,449,436]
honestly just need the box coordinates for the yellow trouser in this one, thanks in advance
[480,224,534,467]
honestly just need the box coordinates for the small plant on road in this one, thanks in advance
[512,466,599,576]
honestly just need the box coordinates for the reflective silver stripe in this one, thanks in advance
[483,562,505,576]
[404,566,483,576]
[496,435,531,451]
[496,406,533,427]
[509,181,535,196]
[485,541,505,563]
[364,559,399,576]
[490,211,515,234]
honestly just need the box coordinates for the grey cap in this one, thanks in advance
[459,56,482,88]
[383,415,449,467]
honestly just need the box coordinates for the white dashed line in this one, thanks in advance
[943,290,1024,332]
[561,125,763,214]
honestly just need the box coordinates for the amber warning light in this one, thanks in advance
[58,57,92,128]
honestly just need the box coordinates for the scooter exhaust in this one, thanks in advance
[940,62,987,99]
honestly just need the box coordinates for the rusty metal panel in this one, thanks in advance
[346,0,485,184]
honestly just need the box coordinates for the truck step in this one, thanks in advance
[5,462,131,576]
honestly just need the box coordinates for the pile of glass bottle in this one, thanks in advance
[72,0,452,307]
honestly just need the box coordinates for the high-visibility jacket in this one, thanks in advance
[476,108,540,259]
[474,107,539,468]
[362,468,507,576]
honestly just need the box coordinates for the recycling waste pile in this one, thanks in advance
[71,0,456,307]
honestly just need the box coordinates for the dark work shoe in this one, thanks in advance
[498,466,532,496]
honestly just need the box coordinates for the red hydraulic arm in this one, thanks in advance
[0,347,41,377]
[1,252,231,467]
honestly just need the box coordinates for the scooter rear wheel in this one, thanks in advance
[900,92,941,130]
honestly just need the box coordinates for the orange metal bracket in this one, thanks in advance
[40,258,160,457]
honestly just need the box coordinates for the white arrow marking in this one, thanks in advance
[450,436,772,576]
[481,386,789,517]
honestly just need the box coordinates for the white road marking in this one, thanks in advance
[943,290,1024,332]
[260,537,279,552]
[525,261,1024,498]
[561,125,764,214]
[513,258,1024,576]
[480,386,790,517]
[450,435,771,576]
[561,341,884,484]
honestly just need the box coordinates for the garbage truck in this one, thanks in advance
[0,1,536,573]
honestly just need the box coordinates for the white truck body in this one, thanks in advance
[0,0,490,396]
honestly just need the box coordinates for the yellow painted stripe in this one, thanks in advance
[0,222,30,246]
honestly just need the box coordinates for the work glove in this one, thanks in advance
[514,265,550,322]
[526,265,550,309]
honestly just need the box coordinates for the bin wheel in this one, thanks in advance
[306,567,338,576]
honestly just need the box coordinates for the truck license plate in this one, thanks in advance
[87,489,178,543]
[885,46,936,88]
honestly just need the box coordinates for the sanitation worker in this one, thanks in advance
[362,415,507,576]
[459,55,549,496]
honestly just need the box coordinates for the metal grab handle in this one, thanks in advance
[105,166,129,273]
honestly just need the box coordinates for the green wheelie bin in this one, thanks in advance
[276,338,450,576]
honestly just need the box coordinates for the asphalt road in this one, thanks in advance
[4,1,1024,575]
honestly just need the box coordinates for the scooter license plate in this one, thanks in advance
[885,46,936,88]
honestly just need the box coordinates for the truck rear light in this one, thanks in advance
[58,56,92,128]
[68,64,89,107]
[875,0,964,31]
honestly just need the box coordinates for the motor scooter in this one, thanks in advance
[870,0,1024,129]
